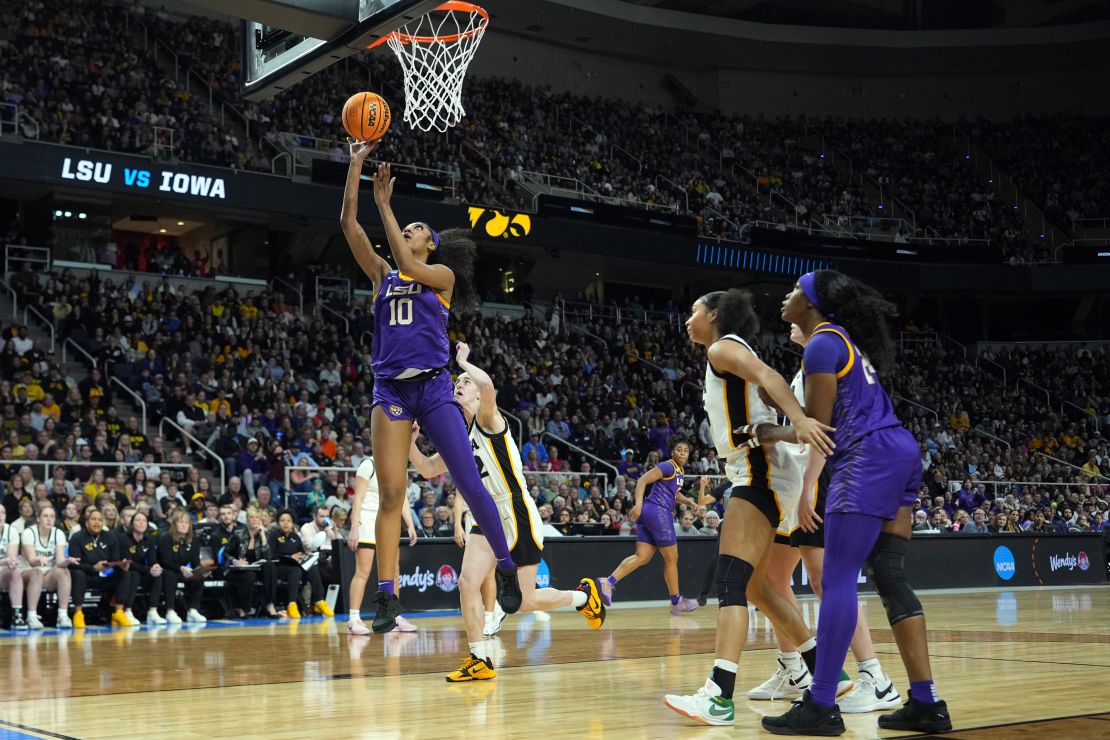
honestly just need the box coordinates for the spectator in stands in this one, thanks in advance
[674,511,699,537]
[299,506,338,584]
[961,509,990,534]
[698,510,720,537]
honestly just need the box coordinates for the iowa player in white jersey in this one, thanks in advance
[664,289,835,726]
[409,342,605,683]
[346,457,419,635]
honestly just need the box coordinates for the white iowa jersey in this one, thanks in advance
[469,416,527,502]
[355,458,380,519]
[703,334,779,459]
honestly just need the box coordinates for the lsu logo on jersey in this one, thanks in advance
[388,404,404,417]
[386,281,424,297]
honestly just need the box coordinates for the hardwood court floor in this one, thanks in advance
[1,587,1108,739]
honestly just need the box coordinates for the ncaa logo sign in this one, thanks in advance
[435,564,459,592]
[535,559,551,589]
[993,546,1016,581]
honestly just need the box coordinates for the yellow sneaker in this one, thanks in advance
[287,602,301,619]
[446,655,496,682]
[313,600,334,617]
[111,608,128,627]
[576,578,606,630]
[73,609,86,629]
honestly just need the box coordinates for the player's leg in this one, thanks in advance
[23,569,44,628]
[658,544,698,613]
[347,546,375,635]
[747,543,810,701]
[480,568,503,637]
[447,535,498,682]
[369,405,412,632]
[419,401,520,612]
[391,549,416,632]
[5,567,27,628]
[663,496,771,726]
[803,545,900,713]
[874,507,951,731]
[599,540,656,606]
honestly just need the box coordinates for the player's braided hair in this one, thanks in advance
[811,269,898,373]
[698,289,758,343]
[426,226,476,308]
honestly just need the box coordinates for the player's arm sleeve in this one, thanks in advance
[802,332,848,376]
[657,461,675,479]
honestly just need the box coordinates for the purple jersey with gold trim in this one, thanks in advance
[802,321,901,452]
[644,460,684,509]
[371,270,450,380]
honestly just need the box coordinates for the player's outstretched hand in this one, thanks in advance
[629,504,642,522]
[455,341,470,365]
[797,492,822,533]
[794,417,836,457]
[347,137,379,165]
[411,422,421,443]
[347,525,360,552]
[372,162,395,207]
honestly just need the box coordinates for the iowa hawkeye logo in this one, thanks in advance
[469,207,531,239]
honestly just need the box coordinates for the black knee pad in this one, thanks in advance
[716,555,755,608]
[864,533,923,625]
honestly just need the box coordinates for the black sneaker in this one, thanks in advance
[761,691,846,736]
[371,591,402,633]
[878,697,952,733]
[696,595,708,607]
[11,611,28,630]
[495,566,522,614]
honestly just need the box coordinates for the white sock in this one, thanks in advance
[713,658,738,673]
[349,609,360,620]
[858,657,883,677]
[28,610,37,617]
[797,637,817,653]
[571,590,588,608]
[484,611,493,621]
[780,650,801,667]
[469,641,486,660]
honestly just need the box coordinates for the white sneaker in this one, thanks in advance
[487,603,507,636]
[746,657,811,700]
[121,609,141,627]
[166,610,183,625]
[55,613,72,629]
[186,609,207,623]
[663,678,735,726]
[837,669,902,713]
[482,611,494,637]
[147,609,168,625]
[27,613,45,630]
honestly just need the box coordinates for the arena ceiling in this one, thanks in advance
[615,0,1110,30]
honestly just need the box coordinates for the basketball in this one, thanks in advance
[342,92,391,142]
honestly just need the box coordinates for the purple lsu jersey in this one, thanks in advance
[371,271,450,380]
[802,322,901,452]
[644,460,684,509]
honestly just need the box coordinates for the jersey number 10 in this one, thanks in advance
[389,298,413,326]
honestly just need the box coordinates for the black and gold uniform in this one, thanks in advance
[465,418,543,567]
[271,527,325,609]
[224,526,276,614]
[69,527,136,611]
[116,528,162,611]
[157,532,204,613]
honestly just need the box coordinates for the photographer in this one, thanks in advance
[299,505,338,585]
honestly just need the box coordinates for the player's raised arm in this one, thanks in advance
[455,342,501,431]
[371,162,454,292]
[341,139,390,288]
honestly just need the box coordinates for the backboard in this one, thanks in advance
[224,0,443,101]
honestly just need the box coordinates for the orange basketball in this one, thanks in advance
[342,92,391,142]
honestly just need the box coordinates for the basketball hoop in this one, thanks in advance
[370,1,489,133]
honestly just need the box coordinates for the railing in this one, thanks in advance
[319,304,349,333]
[61,338,98,368]
[283,466,609,502]
[23,305,55,353]
[0,276,17,316]
[1062,400,1101,432]
[1020,378,1050,407]
[977,355,1006,387]
[5,244,51,276]
[159,418,226,494]
[892,394,940,426]
[972,426,1011,451]
[0,102,19,136]
[271,276,303,314]
[0,459,193,488]
[110,376,148,433]
[1034,450,1110,482]
[938,333,968,360]
[271,151,291,176]
[655,175,689,213]
[499,408,523,443]
[518,170,679,214]
[541,432,620,483]
[611,143,643,173]
[461,140,491,179]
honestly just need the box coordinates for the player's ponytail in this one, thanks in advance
[427,227,476,308]
[811,270,897,372]
[698,289,758,342]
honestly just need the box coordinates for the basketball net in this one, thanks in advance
[377,2,489,133]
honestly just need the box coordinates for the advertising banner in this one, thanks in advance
[334,533,1106,612]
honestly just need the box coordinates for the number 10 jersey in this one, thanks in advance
[371,270,450,380]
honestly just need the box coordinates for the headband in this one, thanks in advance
[428,227,440,249]
[799,271,833,319]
